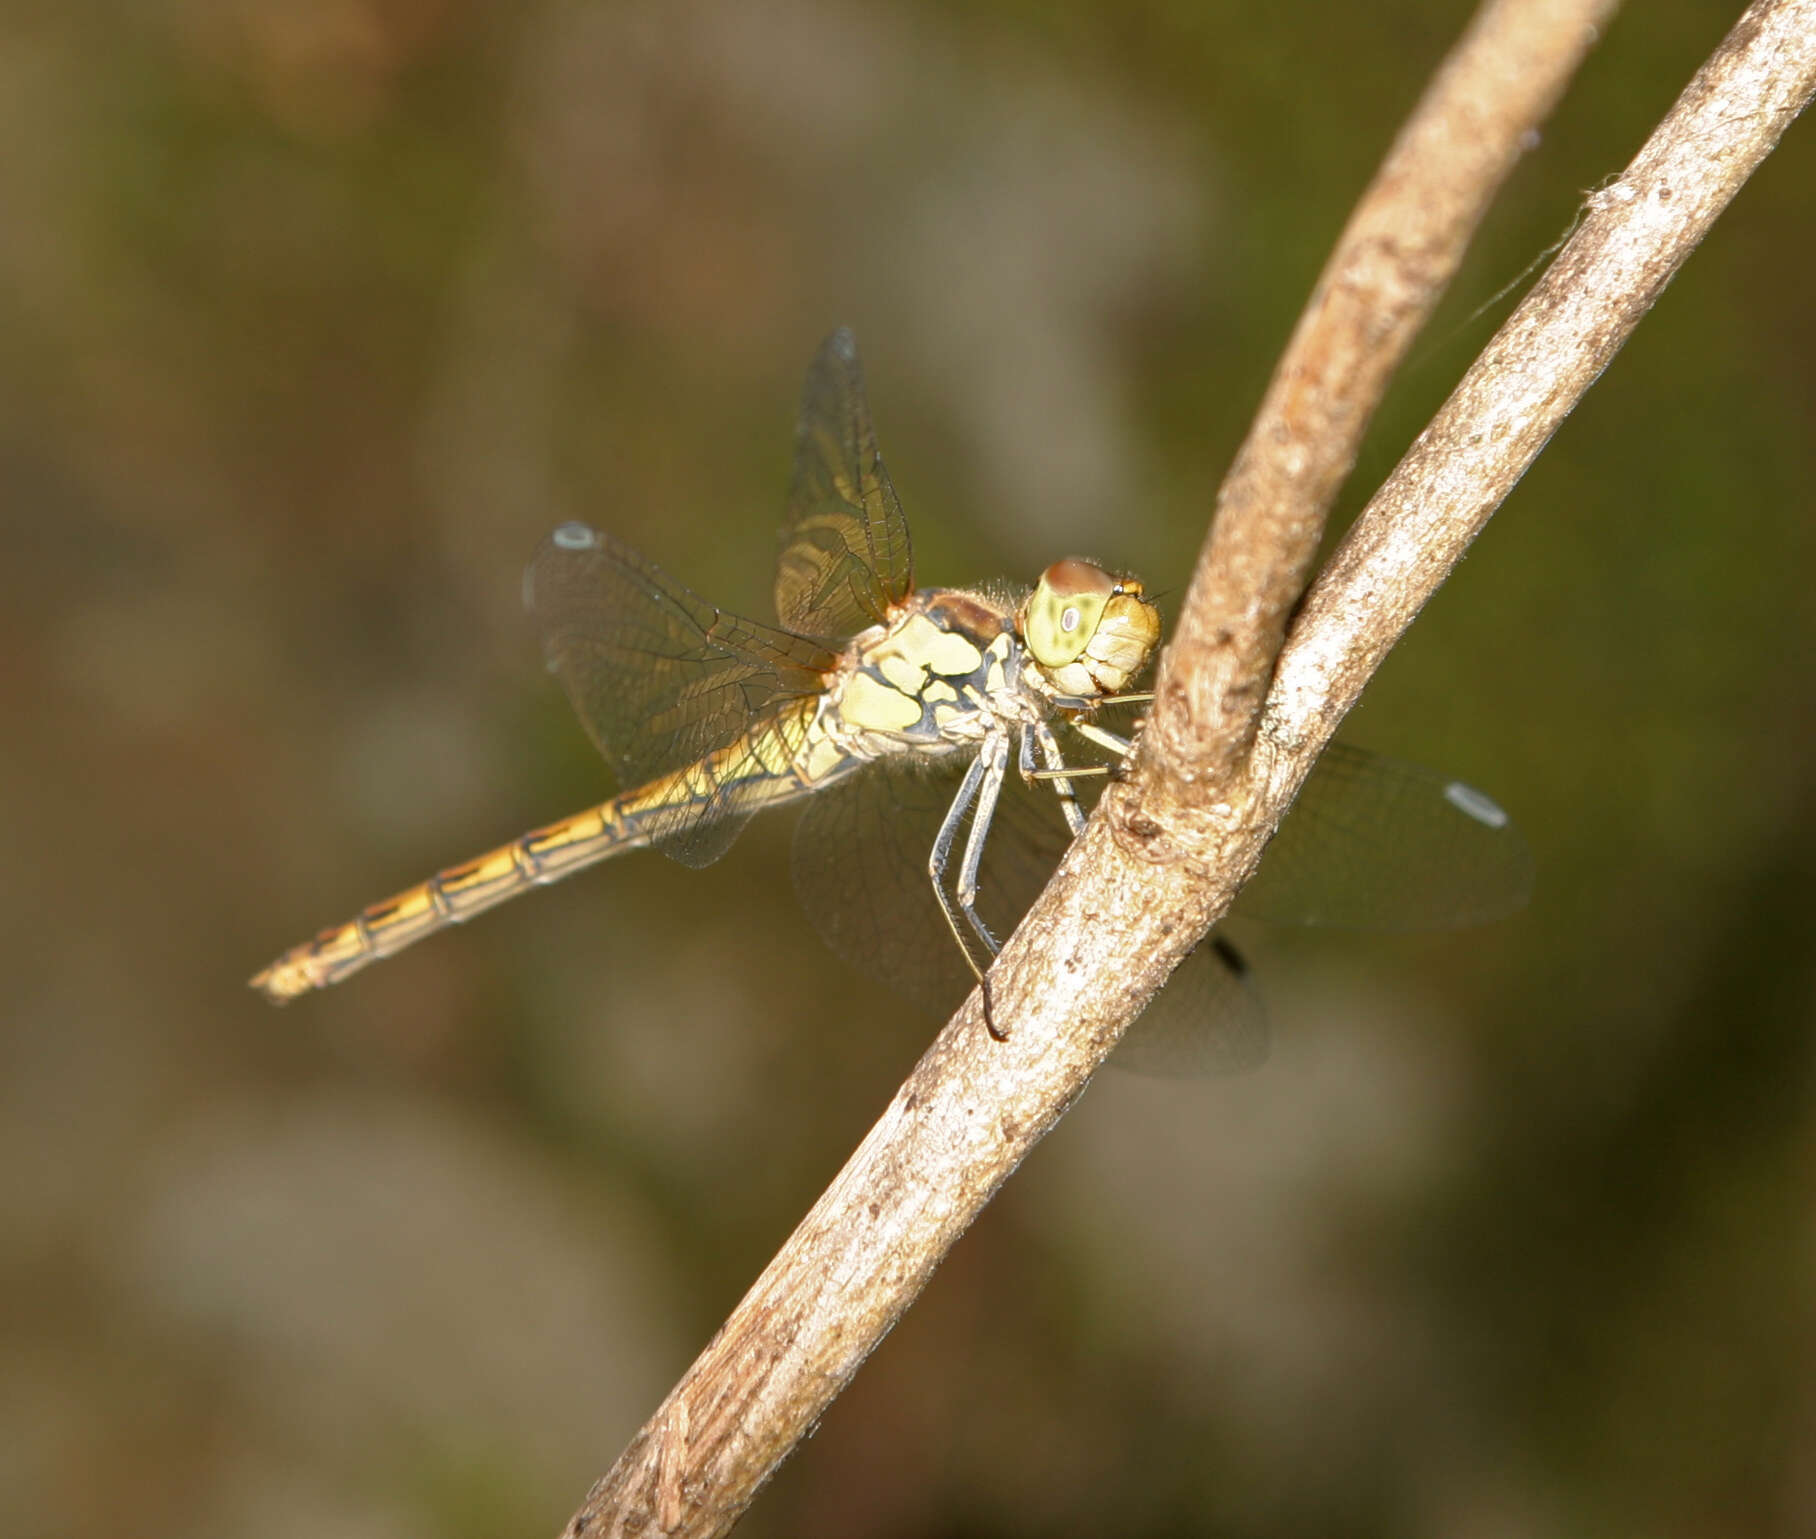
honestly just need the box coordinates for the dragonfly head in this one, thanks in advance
[1020,558,1161,698]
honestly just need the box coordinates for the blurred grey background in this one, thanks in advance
[4,2,1814,1536]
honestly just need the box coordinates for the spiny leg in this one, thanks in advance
[927,751,1005,1039]
[1067,719,1133,760]
[955,733,1014,1040]
[1029,721,1088,837]
[955,732,1012,956]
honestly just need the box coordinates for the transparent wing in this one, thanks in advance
[792,733,1524,1065]
[525,522,835,867]
[1114,936,1269,1078]
[792,744,1266,1076]
[1235,741,1534,928]
[791,754,1034,1020]
[773,328,914,639]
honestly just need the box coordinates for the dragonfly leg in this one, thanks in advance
[1017,724,1038,780]
[928,751,1005,1036]
[929,737,1016,1046]
[954,733,1011,955]
[1031,722,1088,837]
[1021,728,1105,781]
[1068,719,1132,759]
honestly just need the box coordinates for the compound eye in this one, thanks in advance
[1024,559,1115,667]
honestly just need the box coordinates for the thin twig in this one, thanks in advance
[1146,0,1620,786]
[1263,0,1816,766]
[562,0,1816,1532]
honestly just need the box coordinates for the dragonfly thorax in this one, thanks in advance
[814,561,1161,780]
[820,589,1032,760]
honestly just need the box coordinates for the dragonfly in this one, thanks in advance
[252,329,1531,1067]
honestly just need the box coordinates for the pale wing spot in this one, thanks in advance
[1444,780,1510,829]
[552,522,599,550]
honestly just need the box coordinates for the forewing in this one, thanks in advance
[526,523,834,867]
[1235,742,1534,928]
[773,329,914,638]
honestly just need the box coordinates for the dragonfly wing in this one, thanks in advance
[1235,741,1534,928]
[526,523,835,868]
[773,329,914,639]
[791,756,985,1018]
[1113,937,1269,1077]
[792,745,1266,1075]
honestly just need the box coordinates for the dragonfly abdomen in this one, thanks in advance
[249,799,649,1002]
[250,708,828,1002]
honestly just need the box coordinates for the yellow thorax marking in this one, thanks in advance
[876,613,985,681]
[801,727,849,784]
[840,612,991,735]
[875,653,922,694]
[842,671,923,733]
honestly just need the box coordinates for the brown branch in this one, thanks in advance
[560,0,1816,1533]
[1262,0,1816,766]
[1146,0,1621,787]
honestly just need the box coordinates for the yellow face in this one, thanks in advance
[1020,558,1161,698]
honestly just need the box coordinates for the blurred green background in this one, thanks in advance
[5,2,1814,1535]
